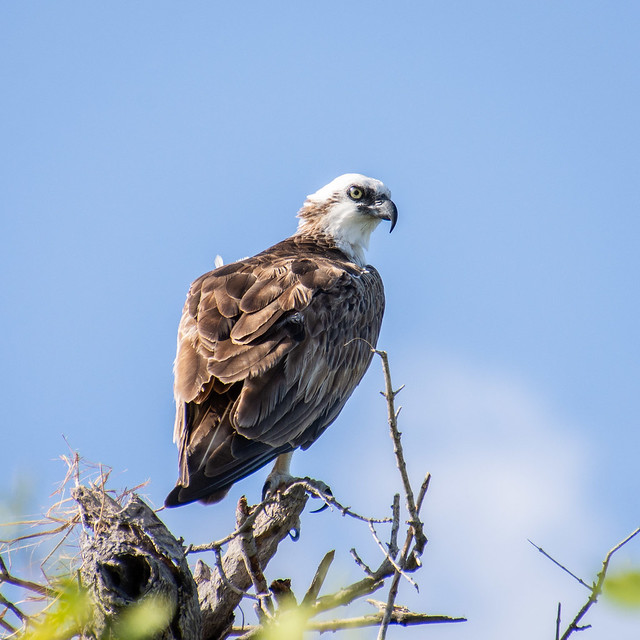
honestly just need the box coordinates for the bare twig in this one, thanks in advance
[350,548,375,576]
[543,526,640,640]
[291,480,393,525]
[0,521,76,546]
[528,539,591,590]
[39,517,79,567]
[0,593,26,623]
[213,545,257,600]
[301,551,335,608]
[187,478,389,559]
[415,473,431,514]
[374,350,427,553]
[369,349,432,640]
[388,494,401,559]
[377,522,419,640]
[368,522,418,591]
[229,609,466,636]
[312,575,386,615]
[0,617,18,634]
[187,497,278,554]
[0,555,56,598]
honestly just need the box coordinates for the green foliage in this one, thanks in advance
[20,578,92,640]
[258,608,309,640]
[604,569,640,609]
[15,579,175,640]
[110,594,176,640]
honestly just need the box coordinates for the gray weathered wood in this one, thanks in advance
[74,486,201,639]
[73,484,308,640]
[196,486,308,639]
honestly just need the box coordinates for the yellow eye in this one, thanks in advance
[348,185,364,200]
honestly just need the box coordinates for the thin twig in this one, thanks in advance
[368,522,418,591]
[0,616,18,633]
[528,539,591,590]
[312,575,386,615]
[377,572,402,639]
[0,593,26,623]
[291,480,392,524]
[374,350,427,551]
[229,610,466,635]
[415,473,431,515]
[0,522,75,545]
[350,548,375,576]
[377,521,418,640]
[187,496,277,554]
[0,556,56,598]
[370,349,432,640]
[388,494,401,559]
[213,546,258,600]
[558,526,640,640]
[188,480,391,557]
[40,516,80,567]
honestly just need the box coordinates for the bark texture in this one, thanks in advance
[73,484,308,640]
[74,486,201,639]
[196,485,308,639]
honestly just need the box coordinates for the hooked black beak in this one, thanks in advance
[373,198,398,232]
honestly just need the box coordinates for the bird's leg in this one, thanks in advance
[261,452,333,514]
[262,452,295,501]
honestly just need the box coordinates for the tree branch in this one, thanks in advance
[536,526,640,640]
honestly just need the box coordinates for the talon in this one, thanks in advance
[307,479,332,499]
[262,479,274,502]
[310,503,329,514]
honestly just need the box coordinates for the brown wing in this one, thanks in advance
[165,236,385,507]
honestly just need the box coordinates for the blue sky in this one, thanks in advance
[1,3,639,638]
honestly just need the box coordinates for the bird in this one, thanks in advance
[165,173,397,507]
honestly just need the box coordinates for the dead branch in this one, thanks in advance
[0,555,56,599]
[229,610,466,636]
[374,350,426,551]
[73,485,201,639]
[528,539,591,590]
[301,551,335,608]
[194,483,308,639]
[195,350,463,638]
[1,351,466,639]
[536,526,640,640]
[236,496,275,619]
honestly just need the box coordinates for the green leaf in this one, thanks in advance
[604,570,640,609]
[112,594,175,640]
[22,578,93,640]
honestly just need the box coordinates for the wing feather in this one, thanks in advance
[166,236,385,507]
[230,298,286,343]
[239,275,287,313]
[213,286,240,318]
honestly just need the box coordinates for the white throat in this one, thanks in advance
[311,201,380,265]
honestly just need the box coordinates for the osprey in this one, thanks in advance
[165,174,397,507]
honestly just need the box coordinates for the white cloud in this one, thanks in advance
[373,353,639,639]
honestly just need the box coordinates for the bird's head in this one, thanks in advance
[295,173,397,264]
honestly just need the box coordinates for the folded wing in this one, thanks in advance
[165,237,384,506]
